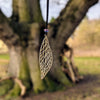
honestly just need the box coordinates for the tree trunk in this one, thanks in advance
[0,0,98,98]
[5,24,70,99]
[9,47,22,77]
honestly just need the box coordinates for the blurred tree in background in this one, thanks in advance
[0,0,99,98]
[68,18,100,49]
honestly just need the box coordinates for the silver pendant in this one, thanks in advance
[39,35,53,79]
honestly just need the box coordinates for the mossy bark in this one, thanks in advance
[27,47,46,93]
[0,80,14,96]
[6,22,72,97]
[18,0,31,22]
[5,52,31,99]
[0,0,98,98]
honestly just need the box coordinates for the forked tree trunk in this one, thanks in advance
[0,0,98,98]
[7,23,71,96]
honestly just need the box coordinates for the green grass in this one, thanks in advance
[0,54,9,65]
[0,55,100,100]
[0,54,100,75]
[75,57,100,75]
[0,54,9,60]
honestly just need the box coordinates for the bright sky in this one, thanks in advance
[40,0,100,21]
[87,3,100,20]
[0,0,12,17]
[0,0,100,21]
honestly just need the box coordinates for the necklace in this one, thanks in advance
[39,0,53,79]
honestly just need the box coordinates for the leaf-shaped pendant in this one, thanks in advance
[39,35,53,79]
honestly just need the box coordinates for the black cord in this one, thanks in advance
[45,0,49,35]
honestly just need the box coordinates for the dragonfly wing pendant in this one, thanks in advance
[39,35,53,79]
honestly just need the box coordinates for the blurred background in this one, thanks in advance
[0,0,100,100]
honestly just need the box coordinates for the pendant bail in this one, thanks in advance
[44,29,49,33]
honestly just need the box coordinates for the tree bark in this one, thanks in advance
[26,23,46,93]
[48,0,98,82]
[0,0,98,98]
[9,47,22,77]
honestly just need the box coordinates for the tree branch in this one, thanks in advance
[49,0,98,50]
[18,0,31,22]
[0,11,20,47]
[48,0,98,80]
[0,11,8,23]
[27,0,44,22]
[11,0,19,22]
